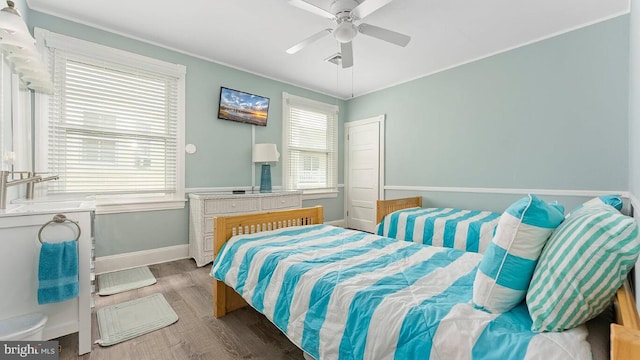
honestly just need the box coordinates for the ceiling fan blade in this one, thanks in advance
[340,42,353,68]
[288,0,335,19]
[350,0,393,20]
[286,29,332,54]
[357,23,411,47]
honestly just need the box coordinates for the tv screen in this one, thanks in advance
[217,87,270,126]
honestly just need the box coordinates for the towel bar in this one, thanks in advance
[38,214,81,244]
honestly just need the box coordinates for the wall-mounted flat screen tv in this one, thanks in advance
[217,87,270,126]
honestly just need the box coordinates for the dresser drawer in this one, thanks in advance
[203,234,213,252]
[204,197,260,214]
[262,195,301,210]
[204,216,215,235]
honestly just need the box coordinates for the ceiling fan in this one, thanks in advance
[286,0,411,68]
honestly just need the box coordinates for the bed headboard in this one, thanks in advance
[376,196,422,225]
[212,206,324,317]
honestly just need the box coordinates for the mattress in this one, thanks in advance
[211,224,591,360]
[376,207,500,253]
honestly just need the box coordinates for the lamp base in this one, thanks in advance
[260,164,272,193]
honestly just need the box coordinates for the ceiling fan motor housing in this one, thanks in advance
[331,0,358,20]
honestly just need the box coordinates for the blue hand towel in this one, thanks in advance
[38,240,79,305]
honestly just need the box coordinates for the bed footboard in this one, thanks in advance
[212,206,324,318]
[376,196,422,225]
[611,278,640,359]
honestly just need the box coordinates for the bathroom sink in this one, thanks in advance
[0,200,96,217]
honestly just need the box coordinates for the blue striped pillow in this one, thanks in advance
[526,205,640,332]
[472,194,565,313]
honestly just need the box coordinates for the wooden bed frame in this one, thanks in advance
[212,204,640,359]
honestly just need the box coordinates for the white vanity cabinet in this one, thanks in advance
[188,191,302,266]
[0,202,95,355]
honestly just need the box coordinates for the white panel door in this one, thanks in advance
[346,115,384,233]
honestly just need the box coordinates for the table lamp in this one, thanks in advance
[252,143,279,193]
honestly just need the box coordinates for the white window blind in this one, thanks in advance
[282,93,338,193]
[39,30,185,197]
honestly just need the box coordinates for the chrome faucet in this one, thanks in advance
[26,173,60,200]
[0,171,54,210]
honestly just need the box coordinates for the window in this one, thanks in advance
[35,29,186,213]
[282,93,338,198]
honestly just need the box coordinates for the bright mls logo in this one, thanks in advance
[1,341,58,359]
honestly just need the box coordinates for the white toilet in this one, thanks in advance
[0,313,48,341]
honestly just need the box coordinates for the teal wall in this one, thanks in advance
[24,10,632,256]
[27,10,346,256]
[629,5,640,201]
[628,1,640,304]
[346,15,630,212]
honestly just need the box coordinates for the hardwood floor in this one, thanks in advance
[56,259,304,360]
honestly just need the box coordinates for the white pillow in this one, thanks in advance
[569,194,623,215]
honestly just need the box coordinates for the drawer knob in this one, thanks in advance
[232,203,236,207]
[281,200,285,203]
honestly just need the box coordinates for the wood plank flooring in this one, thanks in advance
[56,259,304,360]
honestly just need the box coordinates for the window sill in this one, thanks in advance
[10,193,186,214]
[302,190,339,200]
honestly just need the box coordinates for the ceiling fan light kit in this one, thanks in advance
[333,21,357,43]
[287,0,411,68]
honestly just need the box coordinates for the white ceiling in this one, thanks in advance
[26,0,629,99]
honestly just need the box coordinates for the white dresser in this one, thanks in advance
[188,191,302,266]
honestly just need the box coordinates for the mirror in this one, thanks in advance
[1,54,33,203]
[1,55,12,171]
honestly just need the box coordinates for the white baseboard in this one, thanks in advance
[95,244,189,274]
[325,219,346,227]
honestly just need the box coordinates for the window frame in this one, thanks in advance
[282,92,339,200]
[34,28,186,214]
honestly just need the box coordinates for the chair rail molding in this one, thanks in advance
[384,185,629,198]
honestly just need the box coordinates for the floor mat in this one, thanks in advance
[96,293,178,346]
[97,266,157,296]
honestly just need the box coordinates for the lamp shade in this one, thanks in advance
[252,143,280,163]
[0,2,30,36]
[0,2,53,93]
[0,30,35,52]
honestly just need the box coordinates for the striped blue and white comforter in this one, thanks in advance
[211,225,591,360]
[377,207,500,254]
